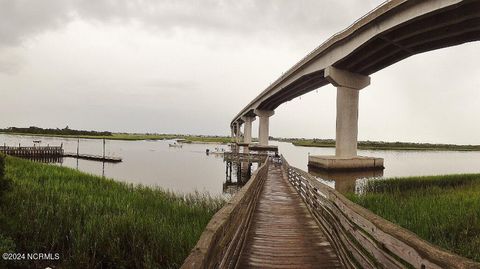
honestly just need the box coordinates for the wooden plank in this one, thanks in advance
[181,160,269,269]
[237,163,342,268]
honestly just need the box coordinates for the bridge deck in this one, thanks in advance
[237,162,341,268]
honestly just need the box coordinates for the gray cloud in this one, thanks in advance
[0,0,380,47]
[0,50,23,74]
[8,0,477,146]
[0,0,73,47]
[0,0,383,75]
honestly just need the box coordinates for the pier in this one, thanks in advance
[181,153,479,268]
[236,162,341,268]
[0,145,122,163]
[223,152,267,163]
[63,153,122,163]
[0,145,64,158]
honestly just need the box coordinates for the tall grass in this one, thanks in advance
[348,174,480,262]
[0,156,225,268]
[290,138,480,151]
[1,132,233,143]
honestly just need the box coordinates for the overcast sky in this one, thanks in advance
[1,0,479,144]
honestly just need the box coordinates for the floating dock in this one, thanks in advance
[63,153,122,163]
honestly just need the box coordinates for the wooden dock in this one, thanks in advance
[0,145,64,157]
[223,152,267,163]
[0,145,121,163]
[63,153,122,163]
[182,154,480,269]
[237,163,341,268]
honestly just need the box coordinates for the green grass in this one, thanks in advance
[289,138,480,151]
[348,174,480,262]
[1,132,233,143]
[182,135,233,144]
[0,156,225,269]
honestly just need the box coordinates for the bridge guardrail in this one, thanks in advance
[181,159,269,269]
[281,156,480,269]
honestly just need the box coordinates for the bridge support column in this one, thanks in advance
[241,116,256,144]
[308,66,383,170]
[235,123,243,143]
[241,116,256,154]
[254,109,274,146]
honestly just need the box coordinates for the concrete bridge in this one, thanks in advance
[180,1,480,268]
[230,0,480,170]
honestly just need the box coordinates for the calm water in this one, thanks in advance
[0,134,229,195]
[2,134,480,194]
[273,141,480,177]
[273,140,480,193]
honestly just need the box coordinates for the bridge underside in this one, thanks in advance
[230,0,480,172]
[256,0,480,111]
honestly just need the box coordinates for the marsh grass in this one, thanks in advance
[1,132,233,143]
[348,174,480,262]
[290,139,480,151]
[0,156,225,268]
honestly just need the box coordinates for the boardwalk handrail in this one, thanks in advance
[181,159,269,269]
[223,152,268,163]
[281,156,480,269]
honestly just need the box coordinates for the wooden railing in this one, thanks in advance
[0,145,64,157]
[223,152,267,163]
[181,160,269,269]
[281,156,480,269]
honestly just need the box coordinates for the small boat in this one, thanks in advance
[33,140,41,143]
[169,143,182,148]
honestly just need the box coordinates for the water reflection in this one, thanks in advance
[0,134,230,195]
[22,156,64,164]
[308,166,384,194]
[223,159,259,195]
[4,133,480,196]
[272,140,480,194]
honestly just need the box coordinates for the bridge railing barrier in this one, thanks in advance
[181,159,269,269]
[281,156,480,269]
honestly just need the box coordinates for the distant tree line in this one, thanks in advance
[283,137,480,151]
[0,126,112,136]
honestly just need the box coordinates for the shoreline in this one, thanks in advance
[4,132,479,151]
[0,132,232,144]
[289,140,480,152]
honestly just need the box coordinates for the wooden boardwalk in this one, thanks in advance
[237,162,341,269]
[182,155,480,269]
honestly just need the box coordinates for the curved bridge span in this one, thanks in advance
[230,0,480,170]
